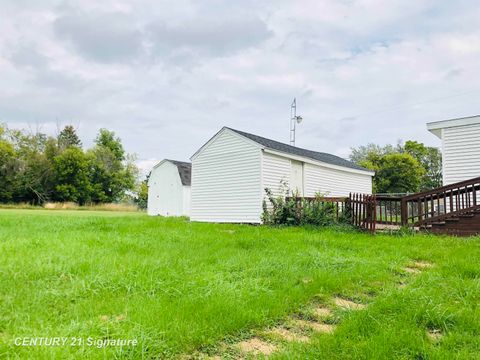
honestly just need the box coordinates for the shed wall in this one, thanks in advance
[191,130,262,223]
[148,162,186,216]
[304,163,372,196]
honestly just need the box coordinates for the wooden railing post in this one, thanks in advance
[401,198,408,226]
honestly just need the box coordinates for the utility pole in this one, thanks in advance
[290,98,303,146]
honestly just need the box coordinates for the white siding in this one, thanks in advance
[182,186,191,217]
[148,162,188,216]
[442,123,480,185]
[304,163,372,197]
[262,151,372,200]
[191,130,262,223]
[262,152,291,198]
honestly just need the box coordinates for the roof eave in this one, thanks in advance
[427,115,480,139]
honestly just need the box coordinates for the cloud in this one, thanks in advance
[147,16,272,59]
[53,10,144,63]
[1,0,480,177]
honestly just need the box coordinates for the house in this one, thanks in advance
[427,115,480,185]
[147,159,191,216]
[190,127,374,223]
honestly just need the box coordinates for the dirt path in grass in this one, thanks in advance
[180,259,437,359]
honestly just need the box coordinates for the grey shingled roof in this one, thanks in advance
[226,127,371,172]
[167,160,191,186]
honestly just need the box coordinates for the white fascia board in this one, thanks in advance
[190,127,263,161]
[427,115,480,139]
[152,159,169,170]
[263,148,375,176]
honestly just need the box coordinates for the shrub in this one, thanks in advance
[262,186,344,226]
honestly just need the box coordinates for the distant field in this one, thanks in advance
[0,210,479,359]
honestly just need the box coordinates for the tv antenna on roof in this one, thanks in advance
[290,98,303,146]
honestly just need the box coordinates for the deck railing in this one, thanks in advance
[375,195,403,225]
[401,176,480,226]
[285,176,480,232]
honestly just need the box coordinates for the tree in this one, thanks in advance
[351,140,442,193]
[349,143,401,165]
[404,140,442,190]
[0,125,17,202]
[135,175,149,210]
[6,128,56,204]
[375,153,425,193]
[53,147,91,204]
[95,129,125,161]
[0,124,139,206]
[57,125,82,150]
[88,129,137,203]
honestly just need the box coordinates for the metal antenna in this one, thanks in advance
[290,98,303,146]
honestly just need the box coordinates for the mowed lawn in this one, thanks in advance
[0,210,479,359]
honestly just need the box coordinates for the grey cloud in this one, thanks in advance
[54,11,144,63]
[147,16,273,59]
[8,44,49,68]
[6,44,86,91]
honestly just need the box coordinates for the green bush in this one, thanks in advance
[262,187,347,226]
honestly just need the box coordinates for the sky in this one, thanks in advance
[1,0,480,175]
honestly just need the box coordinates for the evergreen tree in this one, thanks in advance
[58,125,81,150]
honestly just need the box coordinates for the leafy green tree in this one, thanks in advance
[53,147,91,204]
[95,129,125,161]
[375,153,425,193]
[6,128,56,204]
[0,125,139,206]
[135,176,149,209]
[351,140,442,193]
[57,125,82,150]
[350,143,401,165]
[88,129,137,203]
[0,125,17,202]
[404,140,442,190]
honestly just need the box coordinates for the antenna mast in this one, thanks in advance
[290,98,303,146]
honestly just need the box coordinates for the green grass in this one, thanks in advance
[0,209,479,359]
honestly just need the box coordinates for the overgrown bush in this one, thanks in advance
[262,186,348,226]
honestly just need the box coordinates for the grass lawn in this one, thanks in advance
[0,209,479,359]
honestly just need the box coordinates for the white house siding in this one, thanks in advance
[304,163,372,197]
[148,162,186,216]
[442,123,480,185]
[262,152,291,197]
[191,130,262,223]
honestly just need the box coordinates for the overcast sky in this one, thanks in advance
[1,0,479,175]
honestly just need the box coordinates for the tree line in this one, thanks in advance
[0,124,138,205]
[350,140,442,194]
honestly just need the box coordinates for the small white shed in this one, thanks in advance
[147,159,191,216]
[427,115,480,185]
[190,127,374,223]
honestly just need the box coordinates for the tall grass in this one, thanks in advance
[0,202,140,212]
[43,202,139,212]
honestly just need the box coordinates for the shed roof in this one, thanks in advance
[151,159,191,186]
[225,127,371,172]
[165,160,191,186]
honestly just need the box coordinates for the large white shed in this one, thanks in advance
[427,115,480,185]
[147,159,191,216]
[190,127,374,223]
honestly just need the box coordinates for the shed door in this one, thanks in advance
[290,160,304,196]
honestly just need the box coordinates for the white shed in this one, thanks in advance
[190,127,374,223]
[427,115,480,185]
[147,159,191,216]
